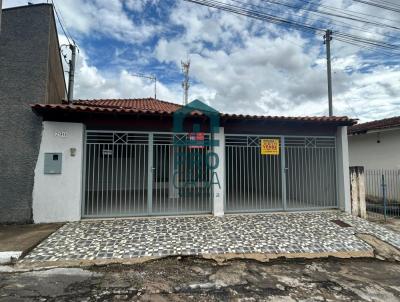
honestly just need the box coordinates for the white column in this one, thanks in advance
[213,127,225,216]
[32,121,84,223]
[336,126,351,213]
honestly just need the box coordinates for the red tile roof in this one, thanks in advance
[32,98,357,125]
[349,116,400,134]
[69,98,181,113]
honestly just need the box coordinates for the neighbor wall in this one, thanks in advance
[348,129,400,170]
[32,122,84,223]
[0,4,66,223]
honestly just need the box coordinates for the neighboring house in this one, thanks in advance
[30,98,354,223]
[348,116,400,170]
[0,4,66,223]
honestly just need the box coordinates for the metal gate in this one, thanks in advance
[226,135,283,212]
[151,133,212,215]
[83,131,212,218]
[285,137,337,210]
[225,135,338,213]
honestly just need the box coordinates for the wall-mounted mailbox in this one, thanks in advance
[44,153,62,174]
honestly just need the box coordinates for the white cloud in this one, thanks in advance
[151,1,400,121]
[3,0,158,43]
[55,0,159,43]
[70,45,181,102]
[125,0,159,12]
[4,0,399,122]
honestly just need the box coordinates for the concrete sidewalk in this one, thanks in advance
[19,211,400,266]
[0,223,62,264]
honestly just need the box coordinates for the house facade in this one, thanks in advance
[31,98,354,223]
[348,116,400,170]
[0,4,66,223]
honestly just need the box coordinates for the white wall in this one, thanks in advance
[213,127,225,216]
[349,129,400,170]
[32,121,84,223]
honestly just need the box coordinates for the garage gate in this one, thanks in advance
[83,131,338,218]
[225,135,338,212]
[83,131,213,218]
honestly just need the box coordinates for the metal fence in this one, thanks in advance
[225,135,338,213]
[365,169,400,219]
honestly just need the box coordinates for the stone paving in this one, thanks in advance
[22,211,400,262]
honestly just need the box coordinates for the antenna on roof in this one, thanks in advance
[132,73,157,100]
[181,59,190,105]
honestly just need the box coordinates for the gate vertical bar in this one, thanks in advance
[147,133,154,215]
[81,130,87,218]
[281,137,287,210]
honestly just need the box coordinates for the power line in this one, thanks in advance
[184,0,400,54]
[258,0,400,32]
[231,0,399,40]
[52,0,74,43]
[353,0,400,13]
[295,0,400,25]
[51,0,73,45]
[185,0,323,34]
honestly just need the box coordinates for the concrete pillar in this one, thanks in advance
[336,126,351,213]
[350,166,367,219]
[212,127,225,216]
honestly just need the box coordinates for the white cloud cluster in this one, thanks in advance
[4,0,158,42]
[152,1,400,120]
[72,50,181,102]
[3,0,399,121]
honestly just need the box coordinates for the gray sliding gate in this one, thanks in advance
[83,131,212,218]
[225,135,338,213]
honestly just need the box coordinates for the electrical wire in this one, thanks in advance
[259,0,400,32]
[295,0,400,25]
[51,0,75,45]
[184,0,400,54]
[353,0,400,14]
[232,0,397,40]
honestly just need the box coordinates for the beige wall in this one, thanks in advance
[348,129,400,170]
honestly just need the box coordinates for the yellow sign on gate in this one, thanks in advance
[261,139,280,155]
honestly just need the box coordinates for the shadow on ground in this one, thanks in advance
[1,257,400,301]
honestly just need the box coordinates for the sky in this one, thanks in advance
[3,0,400,121]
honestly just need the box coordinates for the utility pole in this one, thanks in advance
[181,60,190,105]
[67,43,76,103]
[324,29,333,116]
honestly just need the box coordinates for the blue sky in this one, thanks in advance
[3,0,400,121]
